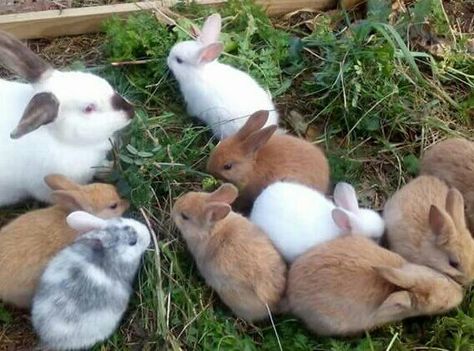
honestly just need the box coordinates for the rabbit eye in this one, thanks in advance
[223,163,233,170]
[129,237,137,246]
[84,104,96,114]
[181,213,189,220]
[176,57,183,64]
[449,258,460,269]
[109,203,118,210]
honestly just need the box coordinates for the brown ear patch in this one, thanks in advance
[0,30,51,82]
[111,93,134,119]
[10,92,59,139]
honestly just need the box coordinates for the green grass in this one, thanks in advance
[1,0,473,350]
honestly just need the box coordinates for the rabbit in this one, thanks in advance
[0,174,128,309]
[167,13,278,139]
[171,183,287,322]
[0,30,135,207]
[207,110,330,213]
[250,181,385,262]
[287,235,463,336]
[420,137,474,233]
[31,211,151,351]
[384,175,474,286]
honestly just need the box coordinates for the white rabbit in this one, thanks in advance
[167,13,279,139]
[250,181,385,262]
[32,211,151,351]
[0,30,134,207]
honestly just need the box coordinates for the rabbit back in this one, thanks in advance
[251,182,340,262]
[179,62,277,139]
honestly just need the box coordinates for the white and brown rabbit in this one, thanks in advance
[0,30,134,206]
[0,174,128,308]
[287,235,463,336]
[384,175,474,286]
[167,13,278,139]
[207,110,329,212]
[420,137,474,232]
[172,183,287,322]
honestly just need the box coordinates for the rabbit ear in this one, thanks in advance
[199,13,222,44]
[241,125,277,155]
[197,42,223,64]
[10,92,59,139]
[375,291,412,319]
[333,182,359,212]
[331,208,352,232]
[373,266,415,289]
[445,188,467,230]
[51,190,93,213]
[0,30,52,82]
[209,183,238,204]
[236,110,270,140]
[205,202,231,224]
[44,174,81,191]
[67,211,107,234]
[429,205,456,246]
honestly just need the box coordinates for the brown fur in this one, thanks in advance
[384,175,474,285]
[287,235,463,336]
[172,184,287,322]
[0,174,128,308]
[420,138,474,233]
[206,111,329,212]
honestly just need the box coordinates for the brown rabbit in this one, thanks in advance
[171,183,287,322]
[384,175,474,285]
[0,174,129,308]
[420,138,474,232]
[206,110,329,212]
[287,235,463,336]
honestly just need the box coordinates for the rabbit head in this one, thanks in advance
[0,30,134,143]
[172,184,238,238]
[206,110,277,189]
[331,182,385,239]
[167,14,224,82]
[45,174,129,218]
[66,211,151,261]
[426,187,474,284]
[374,263,463,319]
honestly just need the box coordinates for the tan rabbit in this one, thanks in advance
[171,183,287,322]
[206,110,329,212]
[287,235,463,336]
[420,138,474,232]
[0,174,129,308]
[384,175,474,285]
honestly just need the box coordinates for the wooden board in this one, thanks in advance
[0,0,337,40]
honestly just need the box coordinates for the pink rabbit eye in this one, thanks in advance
[83,104,96,114]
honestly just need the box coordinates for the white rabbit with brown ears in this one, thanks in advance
[167,13,279,139]
[0,30,135,206]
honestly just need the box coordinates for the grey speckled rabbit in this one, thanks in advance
[31,211,151,351]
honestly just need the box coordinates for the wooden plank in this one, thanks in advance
[0,0,336,40]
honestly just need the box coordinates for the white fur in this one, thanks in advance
[250,182,385,262]
[167,14,278,139]
[32,212,150,350]
[0,70,131,206]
